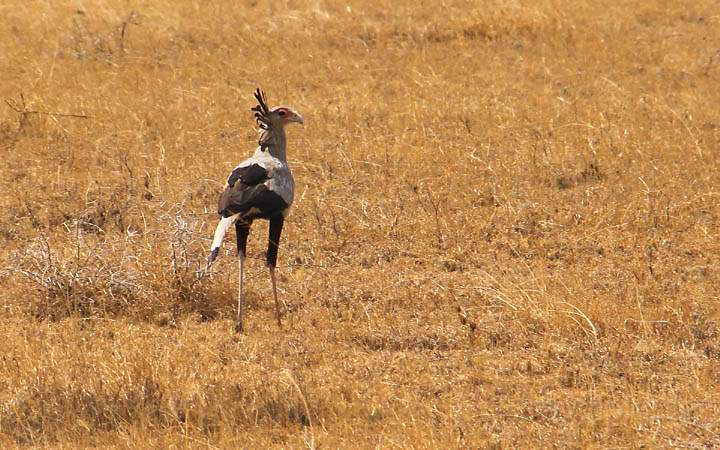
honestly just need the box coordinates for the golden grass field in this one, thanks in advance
[1,0,719,447]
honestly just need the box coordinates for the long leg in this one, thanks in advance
[267,216,284,327]
[235,221,251,333]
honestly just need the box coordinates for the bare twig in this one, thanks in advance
[4,94,91,127]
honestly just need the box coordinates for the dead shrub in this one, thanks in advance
[10,223,140,319]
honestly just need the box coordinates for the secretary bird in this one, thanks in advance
[207,88,303,332]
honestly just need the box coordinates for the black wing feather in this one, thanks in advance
[218,164,288,219]
[227,163,267,187]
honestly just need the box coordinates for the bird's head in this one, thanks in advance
[252,89,304,130]
[269,106,304,127]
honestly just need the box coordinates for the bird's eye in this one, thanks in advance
[278,109,287,116]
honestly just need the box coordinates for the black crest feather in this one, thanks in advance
[251,88,271,129]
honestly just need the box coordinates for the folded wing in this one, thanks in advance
[218,163,289,219]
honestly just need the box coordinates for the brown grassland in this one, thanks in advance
[1,0,719,448]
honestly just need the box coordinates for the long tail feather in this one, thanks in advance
[207,214,239,264]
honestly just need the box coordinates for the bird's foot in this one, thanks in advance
[234,320,244,333]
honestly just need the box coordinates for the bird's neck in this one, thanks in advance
[259,126,287,162]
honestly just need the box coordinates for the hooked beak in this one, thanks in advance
[293,113,304,125]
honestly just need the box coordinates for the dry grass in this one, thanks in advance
[1,0,719,447]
